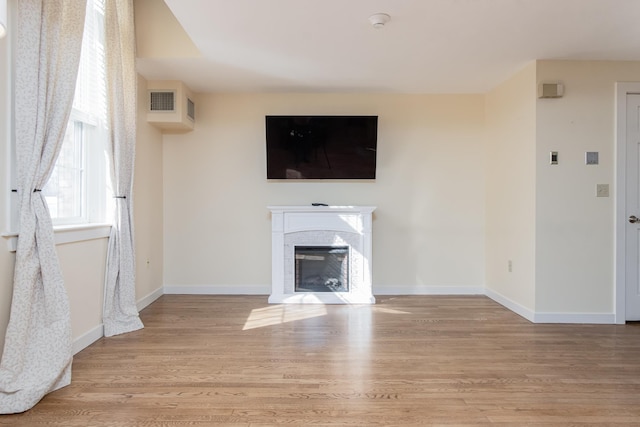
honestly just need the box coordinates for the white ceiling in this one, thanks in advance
[139,0,640,94]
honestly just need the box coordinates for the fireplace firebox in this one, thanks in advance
[295,246,349,293]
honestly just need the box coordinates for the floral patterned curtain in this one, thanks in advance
[102,0,143,337]
[0,0,86,413]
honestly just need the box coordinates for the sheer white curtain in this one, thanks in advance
[103,0,143,337]
[0,0,86,414]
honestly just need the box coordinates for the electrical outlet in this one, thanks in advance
[596,184,609,198]
[508,260,513,273]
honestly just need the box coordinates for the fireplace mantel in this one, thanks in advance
[268,205,376,304]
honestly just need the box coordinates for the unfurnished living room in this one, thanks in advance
[1,0,640,425]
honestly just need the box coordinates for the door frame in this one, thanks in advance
[614,82,640,324]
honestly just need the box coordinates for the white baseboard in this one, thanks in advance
[374,285,484,295]
[72,287,165,355]
[484,288,615,324]
[484,288,535,322]
[137,287,164,311]
[533,312,616,324]
[163,284,269,295]
[72,324,103,355]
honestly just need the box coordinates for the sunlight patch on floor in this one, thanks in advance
[243,304,328,330]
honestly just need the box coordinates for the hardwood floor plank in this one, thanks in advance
[1,295,640,426]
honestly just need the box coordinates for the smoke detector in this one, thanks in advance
[369,13,390,29]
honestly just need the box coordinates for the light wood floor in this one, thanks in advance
[2,295,640,426]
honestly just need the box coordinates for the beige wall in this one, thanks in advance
[485,62,537,311]
[63,73,165,342]
[59,239,109,341]
[134,0,199,59]
[484,60,640,317]
[134,75,164,301]
[162,93,486,292]
[535,60,640,314]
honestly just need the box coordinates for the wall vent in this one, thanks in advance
[150,91,175,112]
[146,81,195,133]
[538,83,564,99]
[187,98,195,121]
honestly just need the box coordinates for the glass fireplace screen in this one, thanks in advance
[294,246,349,292]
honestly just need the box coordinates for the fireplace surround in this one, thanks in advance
[268,205,376,304]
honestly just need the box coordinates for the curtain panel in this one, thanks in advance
[103,0,143,337]
[0,0,86,414]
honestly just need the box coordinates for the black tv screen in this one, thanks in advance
[266,115,378,179]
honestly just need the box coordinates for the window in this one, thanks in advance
[43,0,111,226]
[44,121,86,223]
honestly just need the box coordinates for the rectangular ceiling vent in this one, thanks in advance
[150,91,176,112]
[146,81,196,133]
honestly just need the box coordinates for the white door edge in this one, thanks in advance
[614,82,640,324]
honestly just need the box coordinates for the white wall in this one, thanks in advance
[162,93,486,293]
[485,62,537,313]
[535,60,640,314]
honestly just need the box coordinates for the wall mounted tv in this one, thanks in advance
[265,115,378,180]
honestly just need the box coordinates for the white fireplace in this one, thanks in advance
[268,205,376,304]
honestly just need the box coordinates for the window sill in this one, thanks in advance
[2,223,112,252]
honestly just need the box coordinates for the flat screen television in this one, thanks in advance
[265,115,378,179]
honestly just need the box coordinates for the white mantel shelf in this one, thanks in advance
[268,205,376,213]
[268,205,376,304]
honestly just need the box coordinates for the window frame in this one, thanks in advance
[2,0,112,252]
